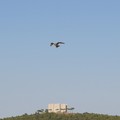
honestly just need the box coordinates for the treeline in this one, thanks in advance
[1,112,120,120]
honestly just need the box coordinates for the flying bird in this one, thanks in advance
[50,42,65,48]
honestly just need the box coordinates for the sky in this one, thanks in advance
[0,0,120,118]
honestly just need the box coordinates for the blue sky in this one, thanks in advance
[0,0,120,118]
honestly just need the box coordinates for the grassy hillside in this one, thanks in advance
[1,112,120,120]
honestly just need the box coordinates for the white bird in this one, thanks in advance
[50,42,65,48]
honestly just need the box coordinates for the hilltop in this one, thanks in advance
[1,112,120,120]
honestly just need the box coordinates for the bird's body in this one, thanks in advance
[50,42,65,48]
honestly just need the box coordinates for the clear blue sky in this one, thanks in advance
[0,0,120,118]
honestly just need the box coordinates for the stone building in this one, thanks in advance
[48,104,67,113]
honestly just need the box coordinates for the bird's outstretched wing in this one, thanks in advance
[57,42,65,45]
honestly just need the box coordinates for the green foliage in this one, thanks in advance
[1,113,120,120]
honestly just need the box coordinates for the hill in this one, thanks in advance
[1,112,120,120]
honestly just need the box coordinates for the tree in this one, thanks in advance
[67,107,75,113]
[37,109,44,114]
